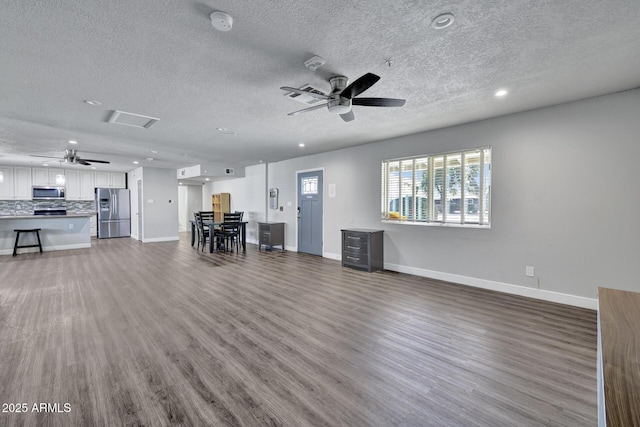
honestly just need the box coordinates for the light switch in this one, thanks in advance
[525,266,535,277]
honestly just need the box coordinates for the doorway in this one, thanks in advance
[137,179,143,241]
[297,170,323,256]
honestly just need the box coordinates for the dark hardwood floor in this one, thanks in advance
[0,234,597,426]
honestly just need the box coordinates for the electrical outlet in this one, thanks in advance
[525,266,535,277]
[68,223,74,229]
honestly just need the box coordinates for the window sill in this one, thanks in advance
[381,220,491,229]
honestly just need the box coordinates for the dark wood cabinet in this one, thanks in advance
[258,222,285,250]
[341,229,384,272]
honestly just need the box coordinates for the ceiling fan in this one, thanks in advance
[30,148,111,166]
[280,72,406,122]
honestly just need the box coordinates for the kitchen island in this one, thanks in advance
[0,213,93,255]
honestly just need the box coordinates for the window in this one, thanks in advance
[301,176,318,195]
[381,147,491,227]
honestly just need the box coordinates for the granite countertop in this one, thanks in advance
[0,212,96,219]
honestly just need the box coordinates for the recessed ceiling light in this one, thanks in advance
[432,13,455,29]
[83,100,102,106]
[205,178,210,181]
[91,166,96,170]
[299,143,305,147]
[146,157,154,161]
[216,127,228,132]
[133,161,139,164]
[150,150,159,154]
[495,89,508,97]
[68,139,78,144]
[42,163,49,166]
[179,182,183,185]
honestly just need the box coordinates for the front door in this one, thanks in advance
[297,170,323,256]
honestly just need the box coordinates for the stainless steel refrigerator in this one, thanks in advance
[96,188,131,238]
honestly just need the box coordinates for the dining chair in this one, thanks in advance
[196,211,215,252]
[220,212,242,252]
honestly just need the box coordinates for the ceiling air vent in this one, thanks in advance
[225,168,234,175]
[283,84,325,105]
[108,110,160,129]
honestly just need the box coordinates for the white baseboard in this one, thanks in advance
[384,262,597,310]
[0,242,91,256]
[142,236,180,243]
[323,252,341,261]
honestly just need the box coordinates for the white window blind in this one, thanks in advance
[381,147,491,227]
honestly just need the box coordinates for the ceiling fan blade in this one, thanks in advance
[78,160,91,166]
[287,104,327,116]
[280,87,328,100]
[352,97,406,107]
[340,110,355,122]
[340,73,380,99]
[29,154,61,159]
[81,159,110,164]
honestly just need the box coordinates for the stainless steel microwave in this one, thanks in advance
[32,186,66,200]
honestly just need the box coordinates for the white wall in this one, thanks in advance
[128,167,179,242]
[128,167,143,240]
[240,89,640,307]
[178,185,203,232]
[204,163,267,244]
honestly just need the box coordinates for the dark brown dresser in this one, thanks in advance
[341,229,384,272]
[258,222,285,250]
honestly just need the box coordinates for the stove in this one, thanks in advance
[34,208,67,216]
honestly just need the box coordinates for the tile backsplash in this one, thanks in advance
[0,200,95,215]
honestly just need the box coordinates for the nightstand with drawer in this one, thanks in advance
[258,222,285,250]
[341,229,384,272]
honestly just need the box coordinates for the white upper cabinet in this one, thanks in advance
[65,170,80,199]
[110,173,125,188]
[32,167,66,186]
[95,171,125,189]
[66,170,96,200]
[13,167,32,199]
[79,170,95,199]
[0,166,15,199]
[94,171,108,188]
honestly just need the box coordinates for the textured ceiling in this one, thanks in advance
[0,0,639,176]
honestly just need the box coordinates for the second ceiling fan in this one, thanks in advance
[281,73,406,122]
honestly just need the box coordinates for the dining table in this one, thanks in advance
[205,220,248,253]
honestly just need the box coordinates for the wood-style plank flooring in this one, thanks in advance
[0,234,597,426]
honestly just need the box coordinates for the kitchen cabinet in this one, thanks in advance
[66,170,95,200]
[0,166,15,199]
[258,222,284,250]
[13,167,32,199]
[341,229,384,272]
[32,167,65,186]
[95,171,125,188]
[90,215,97,237]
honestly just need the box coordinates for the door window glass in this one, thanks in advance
[301,176,318,195]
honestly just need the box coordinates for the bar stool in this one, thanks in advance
[13,228,43,256]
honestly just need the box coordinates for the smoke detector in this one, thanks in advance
[210,11,233,31]
[304,55,326,71]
